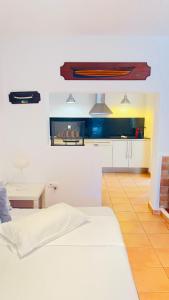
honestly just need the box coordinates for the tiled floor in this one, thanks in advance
[102,172,169,300]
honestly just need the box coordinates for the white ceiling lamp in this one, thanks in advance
[120,94,131,104]
[66,93,76,104]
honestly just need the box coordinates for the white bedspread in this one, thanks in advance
[48,216,124,246]
[0,207,139,300]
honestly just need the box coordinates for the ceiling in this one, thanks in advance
[0,0,169,37]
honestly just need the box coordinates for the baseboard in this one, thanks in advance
[148,201,161,215]
[160,208,169,224]
[102,167,149,174]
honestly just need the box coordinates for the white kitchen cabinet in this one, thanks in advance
[129,140,150,168]
[112,140,129,168]
[112,139,150,169]
[85,140,113,167]
[98,144,113,167]
[85,139,150,169]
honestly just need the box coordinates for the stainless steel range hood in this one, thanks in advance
[89,94,112,115]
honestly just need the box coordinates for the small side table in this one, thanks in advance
[6,183,45,209]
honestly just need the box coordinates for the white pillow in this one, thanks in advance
[0,203,88,257]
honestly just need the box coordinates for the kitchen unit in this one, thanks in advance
[50,117,145,141]
[112,139,150,169]
[50,117,150,172]
[85,139,150,171]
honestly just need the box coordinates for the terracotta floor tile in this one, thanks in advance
[106,178,119,182]
[126,191,148,196]
[102,199,111,206]
[126,192,142,197]
[137,212,164,222]
[119,221,144,234]
[137,183,150,187]
[132,203,150,213]
[102,172,169,295]
[155,249,169,267]
[115,211,138,221]
[112,202,134,212]
[106,184,119,188]
[132,267,169,292]
[105,185,121,190]
[102,192,108,197]
[123,187,140,192]
[127,248,161,268]
[108,189,127,195]
[139,292,169,300]
[164,268,169,279]
[107,186,124,191]
[109,190,128,195]
[102,197,110,205]
[134,178,150,183]
[102,202,112,207]
[121,184,138,188]
[108,192,127,198]
[127,194,149,199]
[109,197,130,204]
[148,234,169,248]
[141,221,169,234]
[119,180,135,185]
[107,186,121,190]
[138,189,150,194]
[104,179,118,183]
[102,200,111,206]
[130,198,149,205]
[123,233,152,248]
[165,222,169,230]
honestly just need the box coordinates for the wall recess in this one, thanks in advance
[60,62,151,80]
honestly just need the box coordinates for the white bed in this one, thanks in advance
[0,207,139,300]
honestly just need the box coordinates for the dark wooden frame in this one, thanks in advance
[9,91,41,104]
[60,62,151,80]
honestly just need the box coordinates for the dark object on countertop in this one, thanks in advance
[135,128,140,138]
[135,127,143,139]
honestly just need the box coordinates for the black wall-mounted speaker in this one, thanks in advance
[9,91,41,104]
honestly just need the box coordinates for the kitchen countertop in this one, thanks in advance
[85,137,150,141]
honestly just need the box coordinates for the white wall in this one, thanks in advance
[144,94,155,138]
[50,93,95,117]
[49,92,147,118]
[49,91,152,139]
[0,44,6,180]
[1,36,169,209]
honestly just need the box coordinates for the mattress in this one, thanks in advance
[0,207,139,300]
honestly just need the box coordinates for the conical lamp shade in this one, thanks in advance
[66,93,76,104]
[120,94,131,104]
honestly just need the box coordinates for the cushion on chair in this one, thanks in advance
[0,184,12,223]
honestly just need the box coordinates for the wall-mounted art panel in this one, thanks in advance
[60,62,151,80]
[9,91,41,104]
